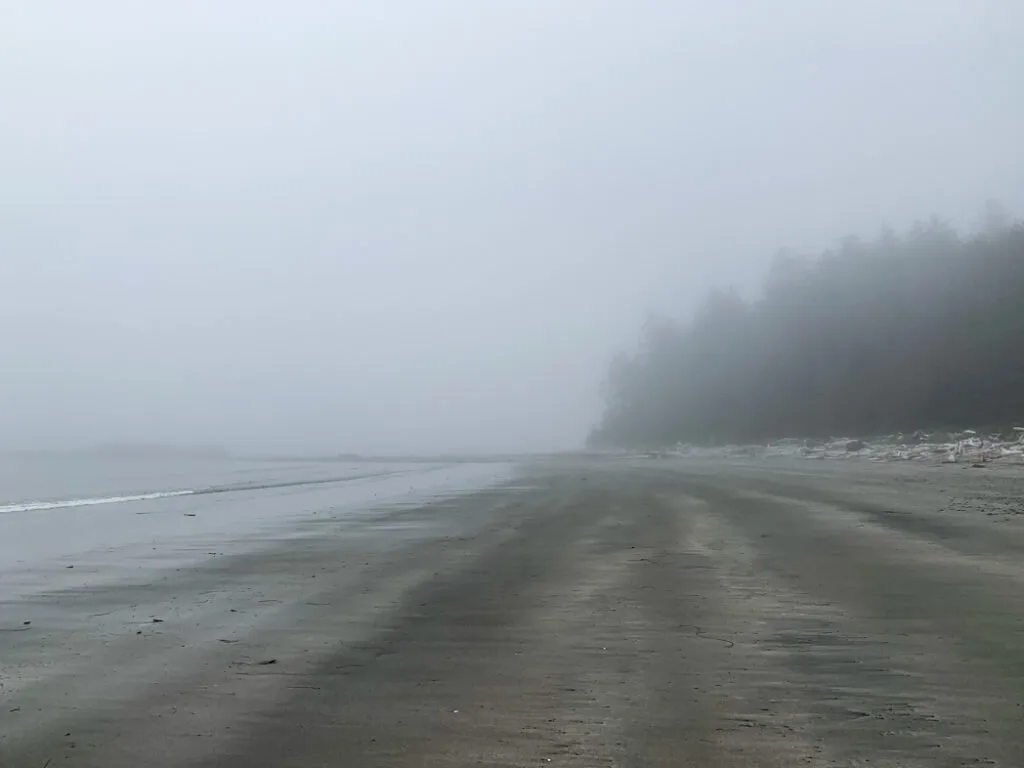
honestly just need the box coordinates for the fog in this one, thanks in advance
[2,2,1021,455]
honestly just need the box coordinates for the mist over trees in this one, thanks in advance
[589,203,1024,448]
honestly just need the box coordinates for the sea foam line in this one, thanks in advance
[0,468,419,515]
[0,490,196,514]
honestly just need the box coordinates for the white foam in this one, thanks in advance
[0,490,195,515]
[0,462,516,602]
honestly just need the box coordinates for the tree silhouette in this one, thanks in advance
[589,206,1024,448]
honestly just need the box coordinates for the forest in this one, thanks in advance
[588,203,1024,448]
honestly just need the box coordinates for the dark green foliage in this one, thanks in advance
[589,210,1024,448]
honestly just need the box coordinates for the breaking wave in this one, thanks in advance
[0,469,411,515]
[0,490,196,514]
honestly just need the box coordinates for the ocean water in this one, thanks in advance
[0,456,516,601]
[0,455,424,511]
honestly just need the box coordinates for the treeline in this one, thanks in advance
[589,204,1024,448]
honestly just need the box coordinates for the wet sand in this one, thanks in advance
[3,459,1024,766]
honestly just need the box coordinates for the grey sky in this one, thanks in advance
[2,1,1021,454]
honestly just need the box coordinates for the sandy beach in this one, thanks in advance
[4,458,1024,766]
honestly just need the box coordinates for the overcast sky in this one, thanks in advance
[2,1,1021,454]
